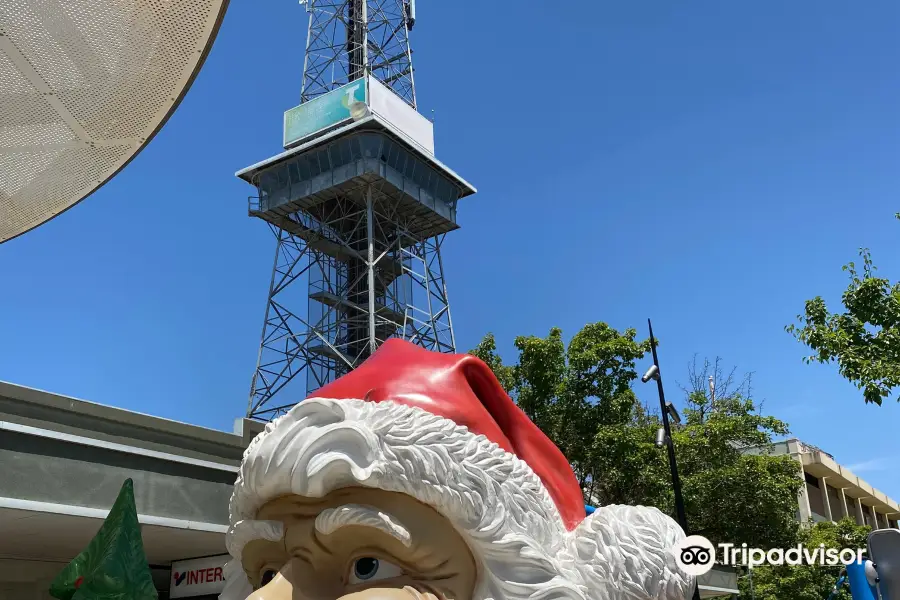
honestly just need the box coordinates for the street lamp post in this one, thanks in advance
[642,318,702,600]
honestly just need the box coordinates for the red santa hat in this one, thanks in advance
[312,338,586,530]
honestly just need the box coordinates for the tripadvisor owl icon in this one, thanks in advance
[672,535,716,576]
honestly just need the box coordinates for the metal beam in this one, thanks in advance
[367,186,377,354]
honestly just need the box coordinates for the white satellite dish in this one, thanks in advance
[0,0,230,243]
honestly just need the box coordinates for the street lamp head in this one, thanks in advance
[641,364,660,383]
[666,402,682,425]
[655,426,667,448]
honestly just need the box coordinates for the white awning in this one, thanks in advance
[0,0,230,243]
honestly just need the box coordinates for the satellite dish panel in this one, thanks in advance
[0,0,230,243]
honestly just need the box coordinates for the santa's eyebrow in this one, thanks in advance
[226,519,285,562]
[315,504,412,547]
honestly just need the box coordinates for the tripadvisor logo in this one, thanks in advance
[672,536,717,576]
[671,535,867,576]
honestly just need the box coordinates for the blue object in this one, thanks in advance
[585,505,596,515]
[826,574,846,600]
[846,561,877,600]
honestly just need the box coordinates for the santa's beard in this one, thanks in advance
[222,399,693,600]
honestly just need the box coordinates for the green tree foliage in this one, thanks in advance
[468,333,515,393]
[470,323,650,490]
[741,518,871,600]
[643,369,799,549]
[669,358,801,549]
[787,213,900,405]
[470,329,802,550]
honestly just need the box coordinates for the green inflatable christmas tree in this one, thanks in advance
[50,478,158,600]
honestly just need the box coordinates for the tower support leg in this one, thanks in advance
[367,186,377,354]
[247,226,315,419]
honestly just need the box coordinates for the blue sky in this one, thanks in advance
[1,1,898,498]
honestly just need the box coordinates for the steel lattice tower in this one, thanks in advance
[238,0,475,420]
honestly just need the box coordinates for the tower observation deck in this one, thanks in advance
[237,1,476,420]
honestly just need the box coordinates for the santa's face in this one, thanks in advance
[240,487,477,600]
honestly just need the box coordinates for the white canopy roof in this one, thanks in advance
[0,0,229,243]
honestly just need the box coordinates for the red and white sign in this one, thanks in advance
[170,555,229,598]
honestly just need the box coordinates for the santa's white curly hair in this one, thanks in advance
[220,396,694,600]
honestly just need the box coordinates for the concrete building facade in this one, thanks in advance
[0,381,264,600]
[745,438,900,530]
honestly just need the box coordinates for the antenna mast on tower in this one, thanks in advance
[237,0,475,420]
[300,0,417,107]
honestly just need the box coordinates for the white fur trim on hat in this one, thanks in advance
[223,398,693,600]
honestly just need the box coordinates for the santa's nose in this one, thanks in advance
[243,562,435,600]
[243,574,289,600]
[248,585,431,600]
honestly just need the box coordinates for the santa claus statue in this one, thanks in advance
[221,339,695,600]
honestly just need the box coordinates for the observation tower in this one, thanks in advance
[237,0,476,420]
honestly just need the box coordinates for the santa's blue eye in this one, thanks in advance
[354,557,379,580]
[348,557,403,584]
